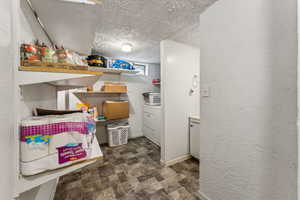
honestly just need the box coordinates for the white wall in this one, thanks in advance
[19,84,57,118]
[200,0,297,200]
[0,0,15,199]
[298,0,300,196]
[18,1,57,118]
[161,40,200,163]
[61,64,160,144]
[20,0,51,45]
[18,3,58,118]
[148,63,161,80]
[169,24,201,118]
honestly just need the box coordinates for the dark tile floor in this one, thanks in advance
[54,137,200,200]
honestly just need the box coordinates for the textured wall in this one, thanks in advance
[170,23,201,48]
[199,0,297,200]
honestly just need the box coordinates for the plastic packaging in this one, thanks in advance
[40,43,56,62]
[21,44,40,61]
[111,59,134,70]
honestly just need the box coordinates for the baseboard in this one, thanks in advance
[199,190,211,200]
[144,136,160,147]
[161,154,192,167]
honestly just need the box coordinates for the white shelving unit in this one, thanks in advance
[17,70,99,86]
[18,61,138,86]
[16,67,107,196]
[48,76,101,91]
[15,62,139,196]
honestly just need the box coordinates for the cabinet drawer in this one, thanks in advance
[143,124,155,138]
[144,112,155,127]
[143,125,160,146]
[143,124,160,145]
[144,105,161,114]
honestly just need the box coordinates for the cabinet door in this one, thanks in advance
[190,121,200,159]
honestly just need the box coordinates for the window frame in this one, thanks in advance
[133,63,148,76]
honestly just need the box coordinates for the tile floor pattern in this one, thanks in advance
[54,137,200,200]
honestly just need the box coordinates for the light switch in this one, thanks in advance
[201,86,210,97]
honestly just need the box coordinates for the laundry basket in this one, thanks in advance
[107,122,129,147]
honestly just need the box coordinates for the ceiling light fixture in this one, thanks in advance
[121,43,133,52]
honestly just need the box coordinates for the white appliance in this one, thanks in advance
[143,92,161,106]
[189,117,200,159]
[143,105,161,146]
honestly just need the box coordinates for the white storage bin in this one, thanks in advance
[107,122,129,147]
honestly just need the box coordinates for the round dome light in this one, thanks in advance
[121,43,133,52]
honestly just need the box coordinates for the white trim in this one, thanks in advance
[160,154,191,167]
[297,0,300,200]
[199,190,211,200]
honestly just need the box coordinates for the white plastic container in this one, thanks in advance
[107,122,129,147]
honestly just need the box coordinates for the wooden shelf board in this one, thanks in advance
[22,60,89,67]
[74,91,127,95]
[19,66,103,76]
[48,76,100,89]
[17,71,96,86]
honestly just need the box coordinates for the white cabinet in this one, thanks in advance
[143,105,161,146]
[190,117,200,159]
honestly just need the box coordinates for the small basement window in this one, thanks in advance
[133,63,148,76]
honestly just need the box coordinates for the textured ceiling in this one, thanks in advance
[29,0,217,63]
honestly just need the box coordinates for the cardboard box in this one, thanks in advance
[103,101,129,120]
[101,82,127,93]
